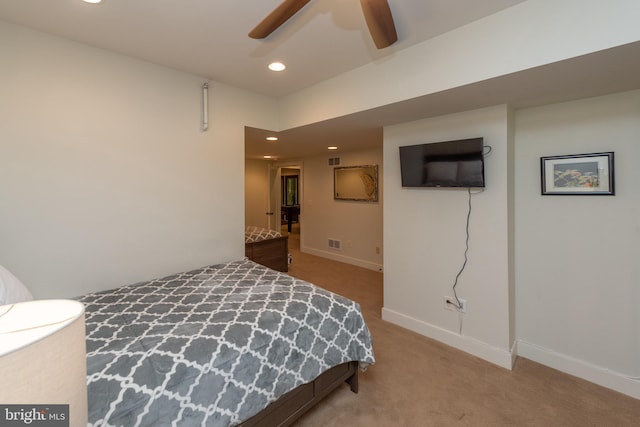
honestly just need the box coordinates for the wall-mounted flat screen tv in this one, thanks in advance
[399,137,485,188]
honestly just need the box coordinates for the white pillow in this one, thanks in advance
[0,265,34,305]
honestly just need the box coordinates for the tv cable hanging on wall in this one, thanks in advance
[450,187,473,311]
[449,145,491,312]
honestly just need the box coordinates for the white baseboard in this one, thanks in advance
[301,246,383,272]
[381,307,514,370]
[517,340,640,400]
[379,309,640,399]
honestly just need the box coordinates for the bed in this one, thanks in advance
[78,259,375,426]
[245,226,289,272]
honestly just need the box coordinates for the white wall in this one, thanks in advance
[0,21,278,298]
[383,105,514,368]
[301,149,384,271]
[515,90,640,398]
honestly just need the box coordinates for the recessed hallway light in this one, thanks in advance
[268,62,286,72]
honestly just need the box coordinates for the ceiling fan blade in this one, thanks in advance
[249,0,312,39]
[360,0,398,49]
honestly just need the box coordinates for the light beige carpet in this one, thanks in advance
[282,226,640,426]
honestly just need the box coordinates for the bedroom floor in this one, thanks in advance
[282,226,640,427]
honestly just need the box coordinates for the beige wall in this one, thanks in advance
[383,105,513,367]
[383,91,640,399]
[245,159,270,229]
[301,149,383,271]
[0,21,279,298]
[515,90,640,398]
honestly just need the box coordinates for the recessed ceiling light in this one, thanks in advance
[328,146,338,150]
[266,136,278,141]
[263,155,273,159]
[268,62,286,72]
[82,0,102,3]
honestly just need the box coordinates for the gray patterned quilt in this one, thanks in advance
[79,259,375,426]
[244,226,282,243]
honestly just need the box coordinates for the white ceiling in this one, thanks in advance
[3,1,640,161]
[0,0,525,97]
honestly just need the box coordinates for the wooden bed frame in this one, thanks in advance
[245,234,289,272]
[239,361,359,427]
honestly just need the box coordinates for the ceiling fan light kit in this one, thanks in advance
[249,0,397,49]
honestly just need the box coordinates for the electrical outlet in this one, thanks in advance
[444,296,467,313]
[444,296,454,311]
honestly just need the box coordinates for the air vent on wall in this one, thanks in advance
[328,157,341,166]
[328,238,341,250]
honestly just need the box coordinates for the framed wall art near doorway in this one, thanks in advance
[540,152,614,195]
[334,165,378,202]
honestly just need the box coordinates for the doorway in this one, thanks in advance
[280,168,300,233]
[271,164,302,250]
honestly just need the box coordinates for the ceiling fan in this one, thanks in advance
[249,0,398,49]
